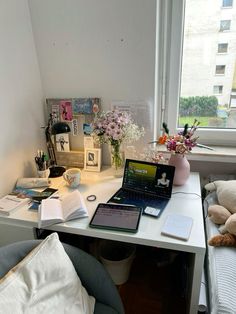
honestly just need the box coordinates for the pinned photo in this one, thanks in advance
[72,119,79,136]
[84,136,94,148]
[55,133,70,152]
[92,98,100,114]
[73,98,93,115]
[83,123,92,135]
[72,98,100,115]
[51,104,60,124]
[60,100,73,121]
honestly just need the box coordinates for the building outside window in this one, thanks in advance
[218,43,228,53]
[215,65,226,75]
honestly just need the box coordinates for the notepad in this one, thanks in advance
[161,214,193,241]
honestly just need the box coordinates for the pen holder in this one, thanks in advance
[37,168,50,178]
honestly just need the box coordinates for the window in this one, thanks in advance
[213,85,223,94]
[222,0,233,7]
[164,0,236,146]
[215,65,226,75]
[230,92,236,107]
[220,20,231,31]
[218,43,228,53]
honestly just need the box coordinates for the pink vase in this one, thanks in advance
[168,154,190,186]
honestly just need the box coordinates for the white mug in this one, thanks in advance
[63,168,81,188]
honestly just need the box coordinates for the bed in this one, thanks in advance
[204,191,236,314]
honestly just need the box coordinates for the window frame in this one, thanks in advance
[213,85,224,94]
[222,0,233,8]
[217,43,228,54]
[160,0,236,146]
[220,20,231,32]
[215,65,226,75]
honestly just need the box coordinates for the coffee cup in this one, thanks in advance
[63,168,81,188]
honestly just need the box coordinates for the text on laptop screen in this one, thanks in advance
[122,160,175,198]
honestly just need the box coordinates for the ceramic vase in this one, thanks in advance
[168,154,190,186]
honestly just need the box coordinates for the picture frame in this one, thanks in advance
[84,148,101,172]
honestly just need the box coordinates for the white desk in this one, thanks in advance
[0,169,205,314]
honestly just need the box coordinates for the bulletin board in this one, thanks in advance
[46,98,100,168]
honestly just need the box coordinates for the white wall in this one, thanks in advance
[28,0,156,162]
[0,0,45,197]
[28,0,156,100]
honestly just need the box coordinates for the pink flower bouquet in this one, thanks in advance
[159,120,200,154]
[92,110,144,168]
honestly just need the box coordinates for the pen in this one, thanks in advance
[35,150,48,170]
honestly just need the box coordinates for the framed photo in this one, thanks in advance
[84,148,101,172]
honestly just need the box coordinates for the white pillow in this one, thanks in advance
[0,233,95,314]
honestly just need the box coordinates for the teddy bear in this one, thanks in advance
[205,180,236,247]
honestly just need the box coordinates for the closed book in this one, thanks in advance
[0,194,30,216]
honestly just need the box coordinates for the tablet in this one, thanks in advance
[89,203,142,233]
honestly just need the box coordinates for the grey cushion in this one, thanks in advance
[0,239,124,314]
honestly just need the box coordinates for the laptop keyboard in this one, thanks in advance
[112,189,169,208]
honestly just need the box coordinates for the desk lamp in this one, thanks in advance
[45,116,71,177]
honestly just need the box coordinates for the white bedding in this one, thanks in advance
[204,193,236,314]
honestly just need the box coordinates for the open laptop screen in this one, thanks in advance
[122,159,175,198]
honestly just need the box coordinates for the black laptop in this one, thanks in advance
[108,159,175,218]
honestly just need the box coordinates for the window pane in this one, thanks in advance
[215,65,226,75]
[218,43,228,53]
[179,0,236,129]
[213,85,223,94]
[222,0,233,7]
[220,20,231,31]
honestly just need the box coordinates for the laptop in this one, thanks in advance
[108,159,175,218]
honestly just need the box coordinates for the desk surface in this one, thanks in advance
[0,168,205,255]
